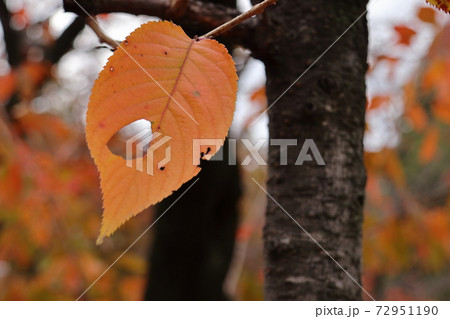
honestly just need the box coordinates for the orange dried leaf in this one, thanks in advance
[86,21,237,243]
[426,0,450,13]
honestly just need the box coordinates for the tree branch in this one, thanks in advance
[0,0,22,67]
[200,0,276,39]
[47,16,86,63]
[4,16,86,120]
[168,0,189,19]
[63,0,261,50]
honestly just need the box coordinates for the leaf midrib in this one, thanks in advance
[156,38,197,131]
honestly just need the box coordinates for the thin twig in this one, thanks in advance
[200,0,277,39]
[85,17,119,50]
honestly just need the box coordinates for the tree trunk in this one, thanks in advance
[258,0,369,300]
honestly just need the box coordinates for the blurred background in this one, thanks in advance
[0,0,449,300]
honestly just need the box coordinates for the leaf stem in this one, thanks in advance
[85,17,119,50]
[200,0,277,39]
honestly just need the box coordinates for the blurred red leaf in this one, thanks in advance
[432,100,450,124]
[0,72,17,103]
[418,7,437,23]
[394,25,417,46]
[422,59,445,90]
[368,95,390,110]
[250,86,266,103]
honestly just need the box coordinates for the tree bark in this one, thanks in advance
[257,0,369,300]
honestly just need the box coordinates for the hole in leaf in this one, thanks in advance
[107,119,153,160]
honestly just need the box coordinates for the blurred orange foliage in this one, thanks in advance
[363,11,450,300]
[0,113,150,300]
